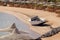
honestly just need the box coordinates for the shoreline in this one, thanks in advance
[0,6,60,40]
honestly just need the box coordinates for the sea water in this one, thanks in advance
[0,12,40,39]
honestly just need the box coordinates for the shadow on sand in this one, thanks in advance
[33,23,51,27]
[33,23,54,29]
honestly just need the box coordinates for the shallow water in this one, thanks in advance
[0,12,40,39]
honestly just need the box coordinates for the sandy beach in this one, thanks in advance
[0,6,60,40]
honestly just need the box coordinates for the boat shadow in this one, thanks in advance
[34,23,51,27]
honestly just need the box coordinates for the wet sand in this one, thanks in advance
[0,6,60,40]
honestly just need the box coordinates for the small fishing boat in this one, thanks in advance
[29,16,47,26]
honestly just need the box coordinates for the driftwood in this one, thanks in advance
[41,27,60,38]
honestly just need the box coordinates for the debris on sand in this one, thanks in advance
[41,26,60,38]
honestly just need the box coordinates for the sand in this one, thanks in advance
[0,6,60,40]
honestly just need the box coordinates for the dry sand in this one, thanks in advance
[0,6,60,40]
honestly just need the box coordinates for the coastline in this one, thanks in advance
[0,6,60,40]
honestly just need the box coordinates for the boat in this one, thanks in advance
[29,16,47,26]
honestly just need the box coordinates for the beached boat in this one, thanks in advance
[29,16,47,26]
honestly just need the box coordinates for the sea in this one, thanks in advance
[0,12,40,39]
